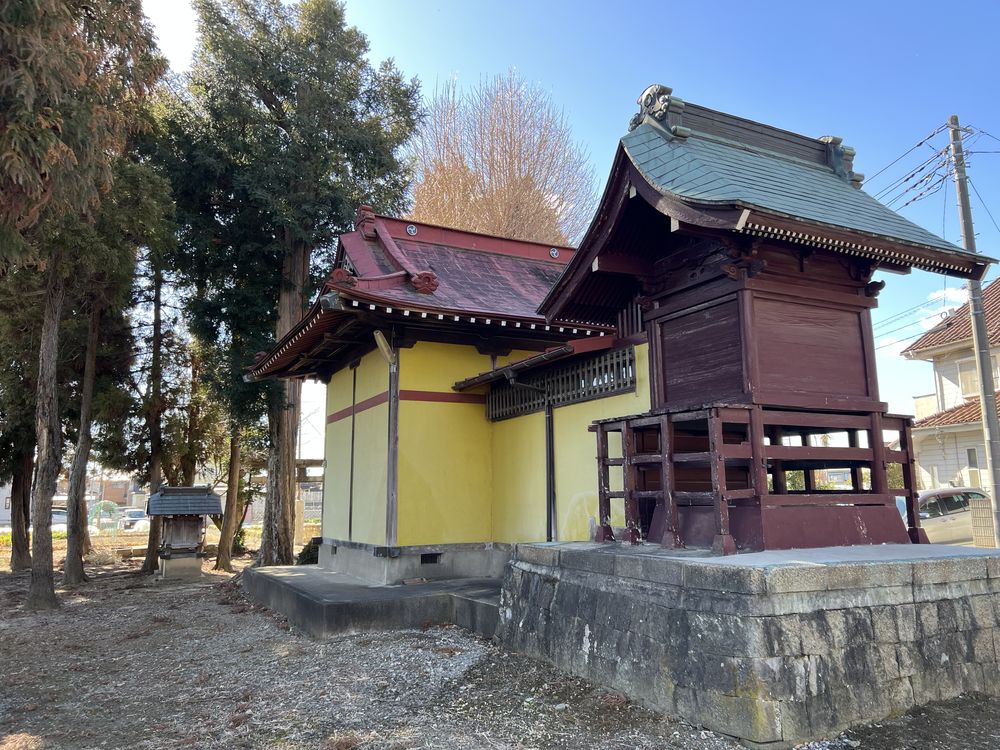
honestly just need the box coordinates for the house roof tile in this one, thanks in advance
[903,279,1000,356]
[913,394,997,429]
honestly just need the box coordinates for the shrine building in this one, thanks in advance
[250,85,991,583]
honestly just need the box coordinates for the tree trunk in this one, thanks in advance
[258,243,308,566]
[141,265,164,574]
[9,444,33,571]
[214,428,242,572]
[26,253,65,610]
[181,348,200,486]
[64,306,101,586]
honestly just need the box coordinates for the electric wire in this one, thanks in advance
[968,177,1000,236]
[864,125,947,185]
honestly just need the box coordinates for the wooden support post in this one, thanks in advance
[870,412,889,495]
[848,429,864,492]
[901,419,929,544]
[709,410,736,555]
[648,414,681,547]
[748,406,768,499]
[595,424,614,542]
[770,426,786,494]
[800,431,815,492]
[622,421,641,544]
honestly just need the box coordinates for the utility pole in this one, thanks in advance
[948,114,1000,547]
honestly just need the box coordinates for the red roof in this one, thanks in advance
[333,207,577,320]
[249,208,609,380]
[913,394,996,429]
[903,279,1000,357]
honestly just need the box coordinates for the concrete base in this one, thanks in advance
[497,542,1000,748]
[243,564,500,639]
[318,538,511,585]
[157,554,202,580]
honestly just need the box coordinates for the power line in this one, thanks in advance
[864,124,947,186]
[874,296,951,329]
[875,329,931,351]
[873,147,949,201]
[968,177,1000,236]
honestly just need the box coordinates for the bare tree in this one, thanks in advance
[410,70,597,246]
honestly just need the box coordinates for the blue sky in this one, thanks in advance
[143,0,1000,414]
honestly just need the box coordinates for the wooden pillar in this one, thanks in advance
[709,410,736,555]
[622,421,641,544]
[748,406,768,497]
[800,431,815,492]
[870,412,888,495]
[901,419,929,544]
[595,424,614,542]
[848,429,864,492]
[648,413,681,547]
[770,426,786,494]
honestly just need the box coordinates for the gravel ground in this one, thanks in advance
[0,560,995,750]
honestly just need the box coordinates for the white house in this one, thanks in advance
[0,483,11,529]
[904,279,1000,489]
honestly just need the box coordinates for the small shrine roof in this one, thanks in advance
[147,486,223,516]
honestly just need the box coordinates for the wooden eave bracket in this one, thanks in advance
[591,254,653,277]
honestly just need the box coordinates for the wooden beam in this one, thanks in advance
[591,254,654,277]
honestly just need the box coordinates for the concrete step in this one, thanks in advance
[242,566,501,639]
[449,583,500,640]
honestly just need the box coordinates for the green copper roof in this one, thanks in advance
[622,122,965,255]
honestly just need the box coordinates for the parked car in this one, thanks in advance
[899,488,986,546]
[118,508,150,533]
[46,507,101,537]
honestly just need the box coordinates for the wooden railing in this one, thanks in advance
[591,406,924,552]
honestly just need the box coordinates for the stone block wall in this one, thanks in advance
[497,543,1000,748]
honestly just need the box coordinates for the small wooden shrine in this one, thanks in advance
[147,486,222,578]
[541,85,992,553]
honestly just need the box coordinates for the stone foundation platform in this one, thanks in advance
[497,542,1000,748]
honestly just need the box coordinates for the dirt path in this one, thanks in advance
[0,561,995,750]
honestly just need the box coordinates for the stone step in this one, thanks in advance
[450,585,500,640]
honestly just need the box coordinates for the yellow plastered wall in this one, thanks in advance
[320,339,651,548]
[321,349,389,546]
[490,342,651,542]
[395,342,503,546]
[322,366,354,540]
[491,411,547,542]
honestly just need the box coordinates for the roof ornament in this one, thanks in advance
[354,204,377,239]
[629,84,690,138]
[819,136,865,189]
[328,267,358,287]
[411,271,440,294]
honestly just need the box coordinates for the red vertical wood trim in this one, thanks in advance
[622,421,641,544]
[901,418,928,543]
[661,414,681,547]
[650,318,666,408]
[748,405,768,500]
[739,289,759,401]
[595,424,614,542]
[709,409,736,554]
[770,425,787,494]
[870,411,888,495]
[860,308,881,401]
[848,429,864,492]
[799,431,816,492]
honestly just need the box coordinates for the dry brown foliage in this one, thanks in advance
[409,69,597,246]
